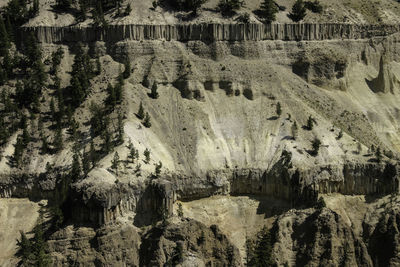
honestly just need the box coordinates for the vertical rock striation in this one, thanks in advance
[20,23,400,44]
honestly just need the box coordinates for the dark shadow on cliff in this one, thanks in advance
[247,195,293,218]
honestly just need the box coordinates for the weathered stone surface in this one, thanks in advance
[272,207,373,267]
[48,223,140,267]
[139,218,241,267]
[21,23,400,44]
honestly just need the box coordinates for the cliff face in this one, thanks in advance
[4,20,400,266]
[21,23,400,44]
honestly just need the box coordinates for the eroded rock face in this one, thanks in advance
[272,208,373,267]
[48,224,140,267]
[139,218,241,267]
[292,47,348,88]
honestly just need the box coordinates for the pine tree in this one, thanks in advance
[0,114,9,145]
[155,161,162,176]
[117,111,124,144]
[311,138,321,156]
[260,0,279,22]
[96,56,101,75]
[90,139,97,167]
[93,1,106,26]
[276,102,281,117]
[0,16,10,56]
[102,127,112,154]
[111,151,120,172]
[376,147,382,163]
[22,123,30,145]
[106,83,116,107]
[250,226,274,266]
[32,0,39,16]
[129,146,137,163]
[144,148,151,164]
[150,82,159,99]
[143,112,151,128]
[307,115,314,130]
[70,151,81,181]
[78,0,88,19]
[124,3,132,16]
[54,127,63,152]
[13,135,24,167]
[40,132,49,154]
[218,0,243,15]
[50,97,56,120]
[289,0,306,22]
[3,51,12,77]
[32,215,51,267]
[123,60,131,79]
[137,101,145,120]
[82,150,90,175]
[17,231,32,265]
[51,47,64,74]
[291,121,298,140]
[5,15,13,42]
[337,129,343,139]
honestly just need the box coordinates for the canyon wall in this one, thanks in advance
[21,23,400,44]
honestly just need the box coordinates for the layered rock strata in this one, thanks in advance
[21,23,400,44]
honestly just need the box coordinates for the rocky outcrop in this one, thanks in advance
[272,207,373,266]
[67,159,399,227]
[20,23,400,44]
[139,218,241,267]
[48,223,140,267]
[367,55,400,94]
